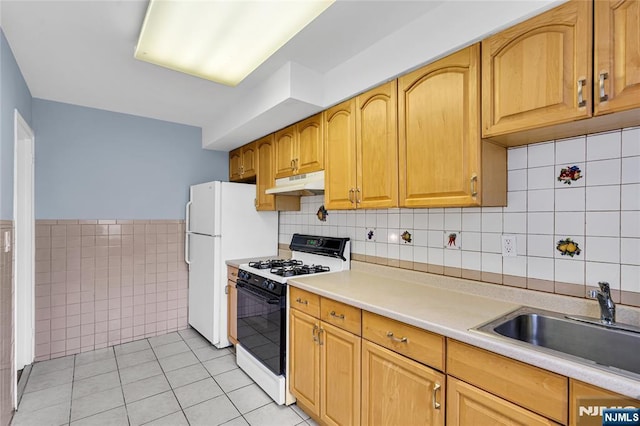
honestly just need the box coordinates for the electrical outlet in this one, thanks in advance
[501,235,517,257]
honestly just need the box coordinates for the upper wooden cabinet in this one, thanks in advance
[274,113,324,179]
[255,134,276,211]
[594,0,640,116]
[229,142,256,182]
[482,0,593,138]
[254,134,300,212]
[399,44,506,208]
[325,81,399,210]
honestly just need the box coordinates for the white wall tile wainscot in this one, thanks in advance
[279,127,640,307]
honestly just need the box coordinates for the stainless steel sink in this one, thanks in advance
[472,306,640,379]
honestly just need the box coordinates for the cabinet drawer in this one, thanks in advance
[227,266,239,282]
[362,311,444,371]
[290,287,320,318]
[320,298,361,336]
[447,339,568,424]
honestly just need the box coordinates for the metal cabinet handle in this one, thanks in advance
[386,331,407,343]
[312,324,319,343]
[224,285,229,295]
[318,328,324,345]
[291,159,295,171]
[295,158,299,172]
[348,188,355,204]
[433,383,441,409]
[599,72,609,102]
[577,78,587,107]
[356,188,361,204]
[330,311,345,320]
[295,297,308,305]
[470,174,478,197]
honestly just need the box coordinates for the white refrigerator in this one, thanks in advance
[185,181,278,348]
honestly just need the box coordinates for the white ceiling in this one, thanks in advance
[1,0,562,152]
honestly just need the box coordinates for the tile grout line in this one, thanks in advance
[68,354,76,425]
[147,334,193,426]
[111,344,132,426]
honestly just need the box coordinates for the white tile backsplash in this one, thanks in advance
[586,159,621,186]
[586,131,621,161]
[279,127,640,304]
[622,156,640,184]
[556,136,586,164]
[528,142,555,167]
[621,127,640,157]
[508,146,527,170]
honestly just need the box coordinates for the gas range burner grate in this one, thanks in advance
[248,259,303,269]
[270,264,331,277]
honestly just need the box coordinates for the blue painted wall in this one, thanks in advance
[0,29,33,219]
[33,99,228,219]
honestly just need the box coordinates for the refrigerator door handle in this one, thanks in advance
[185,201,192,265]
[185,232,191,266]
[185,201,192,233]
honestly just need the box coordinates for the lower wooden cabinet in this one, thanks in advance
[361,340,445,426]
[289,307,361,426]
[290,308,321,417]
[447,376,559,426]
[569,379,640,426]
[226,266,238,345]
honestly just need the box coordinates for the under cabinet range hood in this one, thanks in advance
[265,170,324,196]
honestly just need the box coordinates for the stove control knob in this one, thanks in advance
[262,280,269,289]
[268,282,276,291]
[238,271,248,280]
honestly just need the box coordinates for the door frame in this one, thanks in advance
[13,109,35,401]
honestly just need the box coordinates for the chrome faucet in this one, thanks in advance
[594,282,616,325]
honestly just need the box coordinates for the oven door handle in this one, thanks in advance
[236,281,281,305]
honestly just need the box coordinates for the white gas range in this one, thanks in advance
[234,234,350,404]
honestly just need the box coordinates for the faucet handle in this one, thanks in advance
[598,281,611,295]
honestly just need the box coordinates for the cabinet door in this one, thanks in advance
[569,379,640,426]
[289,309,321,417]
[594,0,640,115]
[229,148,242,181]
[255,135,276,211]
[226,280,237,345]
[274,125,296,179]
[296,113,324,175]
[482,0,592,137]
[324,99,357,210]
[447,377,559,426]
[356,80,399,209]
[399,44,482,208]
[362,340,445,426]
[320,322,361,426]
[241,142,256,179]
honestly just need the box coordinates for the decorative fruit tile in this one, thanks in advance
[556,237,581,257]
[557,165,583,185]
[365,228,376,242]
[444,231,461,250]
[316,205,328,222]
[400,230,413,245]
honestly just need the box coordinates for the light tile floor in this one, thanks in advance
[12,329,318,426]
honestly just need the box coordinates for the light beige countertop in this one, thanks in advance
[288,261,640,399]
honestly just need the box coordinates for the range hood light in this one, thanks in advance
[134,0,335,87]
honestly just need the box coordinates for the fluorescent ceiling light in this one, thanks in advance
[135,0,334,87]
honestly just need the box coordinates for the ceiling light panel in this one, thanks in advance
[135,0,334,86]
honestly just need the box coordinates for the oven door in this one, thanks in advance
[236,280,286,376]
